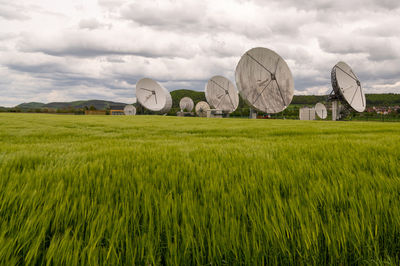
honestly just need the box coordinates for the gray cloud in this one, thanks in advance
[0,3,30,20]
[0,32,18,41]
[260,0,400,11]
[318,36,400,61]
[0,0,399,107]
[121,1,206,28]
[79,18,107,30]
[120,1,312,39]
[17,29,203,58]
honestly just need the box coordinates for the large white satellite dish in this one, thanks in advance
[179,97,194,112]
[205,76,239,113]
[235,47,294,114]
[136,78,172,114]
[331,61,366,113]
[124,105,136,115]
[315,103,327,119]
[195,101,210,117]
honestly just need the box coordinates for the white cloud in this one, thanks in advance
[79,18,111,30]
[0,3,31,21]
[0,0,399,107]
[295,86,330,96]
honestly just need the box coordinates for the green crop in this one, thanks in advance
[0,113,399,265]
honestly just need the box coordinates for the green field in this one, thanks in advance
[1,114,400,265]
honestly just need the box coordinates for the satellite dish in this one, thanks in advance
[124,105,136,115]
[315,103,327,119]
[195,101,210,117]
[205,76,239,113]
[235,47,294,113]
[179,97,194,112]
[331,62,366,112]
[136,78,172,114]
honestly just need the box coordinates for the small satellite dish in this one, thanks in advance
[315,103,327,119]
[124,105,136,115]
[235,47,294,113]
[179,97,194,112]
[331,62,366,113]
[205,76,239,113]
[136,78,172,114]
[195,101,210,117]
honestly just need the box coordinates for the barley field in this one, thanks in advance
[0,113,399,265]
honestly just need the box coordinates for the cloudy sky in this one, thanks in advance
[0,0,399,106]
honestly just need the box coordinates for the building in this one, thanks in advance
[110,105,125,115]
[299,107,316,120]
[85,110,106,115]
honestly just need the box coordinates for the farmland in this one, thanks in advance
[0,113,400,265]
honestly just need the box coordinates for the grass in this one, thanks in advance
[0,113,400,265]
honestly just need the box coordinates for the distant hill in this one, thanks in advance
[291,95,327,105]
[15,102,46,109]
[170,90,400,108]
[170,89,206,108]
[365,93,400,106]
[11,91,400,112]
[292,94,400,106]
[16,100,128,110]
[170,89,328,108]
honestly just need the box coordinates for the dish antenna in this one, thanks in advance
[179,97,194,112]
[315,103,327,119]
[136,78,172,114]
[330,62,366,120]
[205,76,239,113]
[124,105,136,115]
[195,101,210,117]
[235,47,294,116]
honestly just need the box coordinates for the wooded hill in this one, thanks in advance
[170,91,400,109]
[4,91,400,112]
[15,100,128,110]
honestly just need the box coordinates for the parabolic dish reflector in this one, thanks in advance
[179,97,194,112]
[136,78,172,113]
[124,105,136,115]
[195,101,210,117]
[205,76,239,113]
[315,103,327,119]
[235,47,294,113]
[331,62,365,112]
